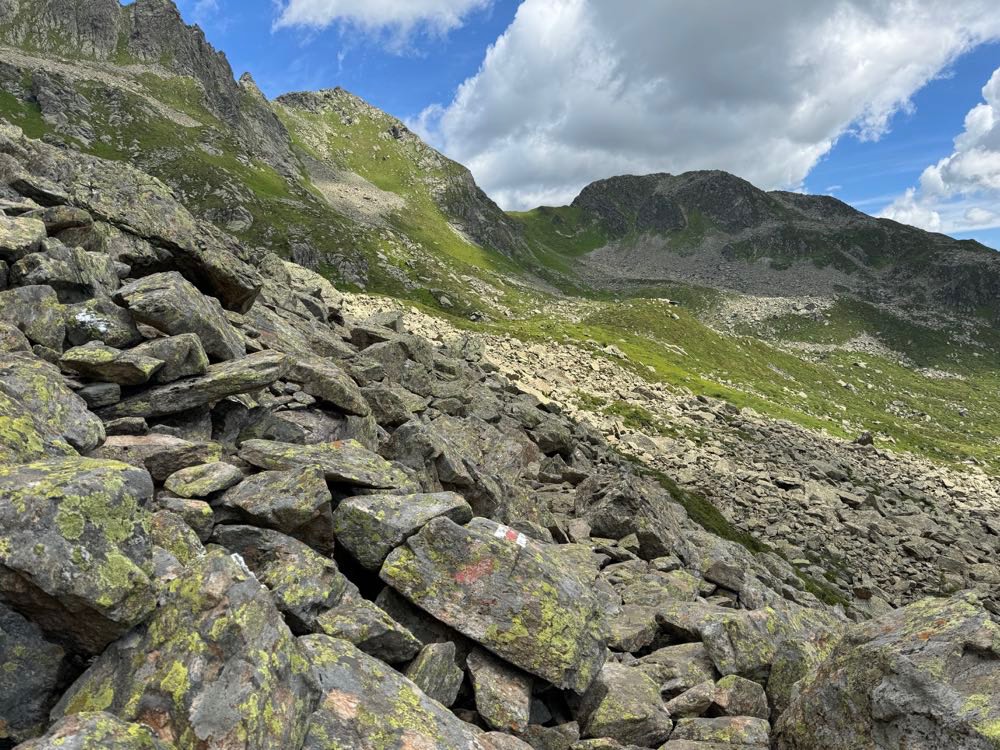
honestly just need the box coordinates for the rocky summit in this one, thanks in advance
[0,2,999,750]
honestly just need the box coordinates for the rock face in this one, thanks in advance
[775,593,1000,750]
[381,517,608,692]
[14,712,177,750]
[0,603,69,744]
[0,458,155,653]
[0,353,105,452]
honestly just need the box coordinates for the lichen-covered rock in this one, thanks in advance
[298,634,494,750]
[90,434,223,481]
[0,387,77,465]
[315,595,422,664]
[775,593,1000,750]
[405,642,464,707]
[60,342,164,385]
[467,648,533,733]
[380,516,607,693]
[0,602,70,744]
[14,712,177,750]
[657,600,842,682]
[383,416,541,520]
[213,466,336,553]
[332,491,473,570]
[11,244,119,303]
[0,353,105,453]
[0,457,155,653]
[98,351,287,419]
[664,680,716,719]
[669,717,770,747]
[0,213,45,262]
[636,643,718,698]
[239,439,409,490]
[163,461,242,498]
[149,510,205,568]
[64,298,143,349]
[114,272,245,361]
[131,333,209,384]
[577,662,673,747]
[711,675,769,720]
[54,549,313,750]
[0,320,32,352]
[287,355,370,416]
[210,525,350,632]
[0,285,65,351]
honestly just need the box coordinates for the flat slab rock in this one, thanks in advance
[380,516,608,693]
[98,351,288,419]
[239,438,409,490]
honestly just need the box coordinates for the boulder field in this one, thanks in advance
[1,121,998,750]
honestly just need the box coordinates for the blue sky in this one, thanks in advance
[170,0,1000,248]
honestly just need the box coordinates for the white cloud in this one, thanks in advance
[881,65,1000,234]
[414,0,1000,210]
[273,0,490,38]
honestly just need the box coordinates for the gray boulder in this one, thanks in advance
[776,593,1000,750]
[53,549,312,750]
[114,272,245,361]
[332,491,473,570]
[299,635,493,750]
[381,517,607,692]
[0,457,155,653]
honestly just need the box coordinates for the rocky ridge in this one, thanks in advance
[546,171,1000,318]
[1,120,998,750]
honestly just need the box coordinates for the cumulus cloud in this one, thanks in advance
[411,0,1000,210]
[273,0,490,39]
[881,65,1000,234]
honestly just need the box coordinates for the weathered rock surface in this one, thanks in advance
[299,634,493,750]
[405,641,464,707]
[776,593,1000,750]
[578,662,674,747]
[332,490,473,570]
[14,712,178,750]
[0,457,155,653]
[60,342,164,385]
[239,438,408,489]
[98,351,287,419]
[163,461,243,498]
[381,517,608,692]
[213,466,335,552]
[115,272,245,361]
[0,352,105,452]
[54,549,312,750]
[468,648,534,732]
[0,602,69,744]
